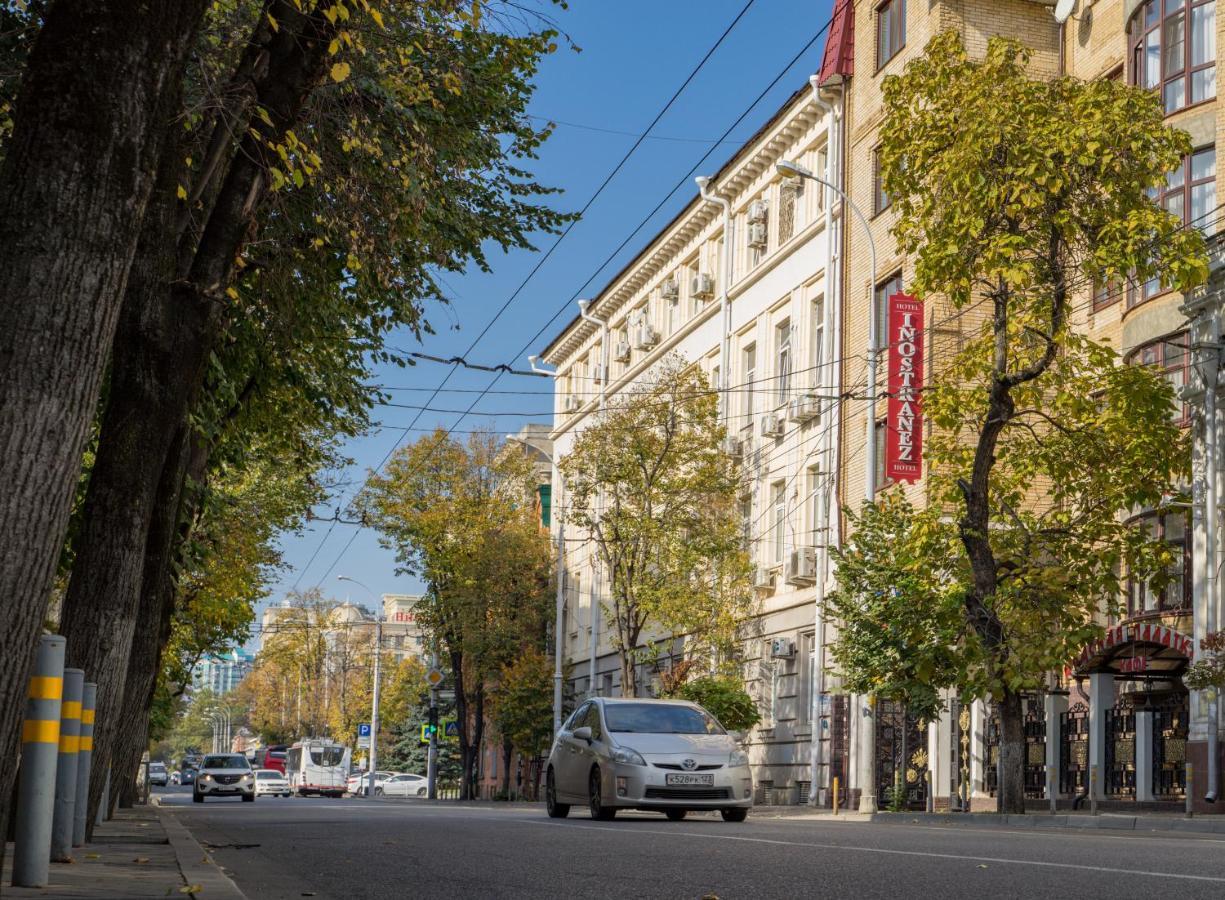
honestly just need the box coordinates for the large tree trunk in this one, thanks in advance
[0,0,207,861]
[995,690,1026,815]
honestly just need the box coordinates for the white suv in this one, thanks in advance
[193,754,256,802]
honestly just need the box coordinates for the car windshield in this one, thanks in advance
[602,703,725,735]
[308,746,345,766]
[149,763,166,771]
[256,771,279,779]
[202,755,249,769]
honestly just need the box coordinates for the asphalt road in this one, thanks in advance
[156,787,1225,899]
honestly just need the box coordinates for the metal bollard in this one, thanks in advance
[95,768,110,826]
[1186,762,1194,818]
[832,776,840,815]
[73,683,96,847]
[1048,764,1056,815]
[50,669,83,861]
[12,635,66,887]
[925,771,933,813]
[1090,765,1099,816]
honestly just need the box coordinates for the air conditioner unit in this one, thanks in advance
[785,547,817,586]
[748,199,769,223]
[721,436,742,460]
[760,411,784,439]
[748,222,768,249]
[769,637,796,659]
[787,393,821,424]
[753,567,775,591]
[613,340,631,363]
[691,272,715,300]
[591,363,606,384]
[632,322,658,351]
[563,395,582,413]
[661,278,680,302]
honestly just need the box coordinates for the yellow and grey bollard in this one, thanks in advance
[50,668,84,860]
[12,634,65,888]
[72,682,96,847]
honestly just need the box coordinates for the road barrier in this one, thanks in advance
[12,635,66,887]
[73,682,96,847]
[50,668,84,861]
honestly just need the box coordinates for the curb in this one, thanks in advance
[859,811,1225,835]
[158,809,248,900]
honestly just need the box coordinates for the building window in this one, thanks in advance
[1130,0,1216,114]
[772,481,786,564]
[874,419,892,493]
[740,495,753,552]
[811,295,825,390]
[1131,147,1216,307]
[876,0,906,70]
[1128,510,1191,614]
[1126,331,1191,423]
[799,632,816,726]
[743,343,757,423]
[874,272,903,350]
[1093,278,1124,312]
[873,146,889,215]
[808,466,823,544]
[775,319,792,405]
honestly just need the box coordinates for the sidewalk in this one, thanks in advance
[2,803,246,899]
[749,805,1225,834]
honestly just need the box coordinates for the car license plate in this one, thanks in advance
[665,773,714,786]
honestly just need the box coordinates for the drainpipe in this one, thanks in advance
[1207,307,1220,803]
[577,300,609,696]
[695,176,733,424]
[530,354,567,733]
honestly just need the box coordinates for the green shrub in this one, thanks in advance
[670,676,760,733]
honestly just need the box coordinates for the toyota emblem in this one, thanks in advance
[681,758,697,771]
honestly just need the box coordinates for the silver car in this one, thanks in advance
[545,698,752,822]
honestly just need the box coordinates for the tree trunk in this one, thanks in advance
[996,690,1026,814]
[0,0,206,854]
[620,653,637,698]
[501,737,514,798]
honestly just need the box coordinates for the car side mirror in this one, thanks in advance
[572,726,593,743]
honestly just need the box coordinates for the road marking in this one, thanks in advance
[519,820,1225,883]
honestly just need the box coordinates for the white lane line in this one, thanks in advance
[886,824,1225,846]
[516,820,1225,883]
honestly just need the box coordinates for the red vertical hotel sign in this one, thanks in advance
[886,293,923,484]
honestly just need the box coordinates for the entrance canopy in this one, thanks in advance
[1072,623,1194,677]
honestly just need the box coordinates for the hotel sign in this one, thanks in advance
[1072,622,1195,672]
[886,293,924,484]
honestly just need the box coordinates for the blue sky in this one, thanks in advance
[257,0,838,632]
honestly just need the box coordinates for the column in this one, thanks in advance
[930,698,949,809]
[969,700,986,801]
[855,695,877,812]
[1088,673,1114,800]
[1135,710,1154,802]
[1044,692,1067,800]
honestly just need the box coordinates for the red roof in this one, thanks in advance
[818,0,855,86]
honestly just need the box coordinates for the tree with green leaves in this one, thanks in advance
[363,428,554,798]
[558,358,753,697]
[828,32,1204,813]
[487,649,557,799]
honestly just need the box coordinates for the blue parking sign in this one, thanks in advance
[358,723,371,738]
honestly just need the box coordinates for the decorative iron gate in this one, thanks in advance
[984,711,1000,796]
[1024,698,1047,799]
[1060,702,1089,795]
[828,694,851,808]
[1105,700,1136,796]
[949,698,971,810]
[1152,694,1188,799]
[876,700,928,810]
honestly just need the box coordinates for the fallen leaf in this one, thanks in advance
[85,853,101,859]
[180,886,202,894]
[134,857,151,864]
[977,864,988,869]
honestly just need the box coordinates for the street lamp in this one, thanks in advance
[775,157,880,814]
[339,575,382,801]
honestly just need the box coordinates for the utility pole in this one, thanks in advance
[427,646,439,799]
[367,616,383,799]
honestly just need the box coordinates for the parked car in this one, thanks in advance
[179,768,196,786]
[148,762,169,787]
[193,754,255,803]
[544,698,752,822]
[347,770,396,796]
[377,773,427,798]
[253,768,292,797]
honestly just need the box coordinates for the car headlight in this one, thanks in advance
[200,774,213,782]
[241,774,252,781]
[729,749,749,767]
[610,745,646,766]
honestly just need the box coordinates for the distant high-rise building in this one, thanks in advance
[191,648,254,695]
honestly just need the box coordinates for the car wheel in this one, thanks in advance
[665,809,687,821]
[192,792,203,803]
[545,768,570,819]
[374,786,384,796]
[720,807,748,823]
[242,793,255,803]
[417,787,427,797]
[588,768,616,821]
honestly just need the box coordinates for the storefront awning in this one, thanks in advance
[1072,622,1194,676]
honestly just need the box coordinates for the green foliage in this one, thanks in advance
[558,358,753,695]
[666,676,760,733]
[1185,633,1225,693]
[381,699,462,780]
[488,649,556,762]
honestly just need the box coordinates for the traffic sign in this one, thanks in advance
[426,668,444,688]
[358,723,371,738]
[357,735,370,749]
[444,720,459,738]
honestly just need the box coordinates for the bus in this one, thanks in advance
[248,744,287,775]
[286,739,350,797]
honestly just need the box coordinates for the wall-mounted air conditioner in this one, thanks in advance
[748,222,768,250]
[563,395,582,413]
[632,322,658,351]
[785,547,817,586]
[721,436,743,460]
[753,567,775,591]
[661,278,680,302]
[591,363,606,384]
[748,199,769,223]
[787,393,821,424]
[613,340,631,362]
[691,273,715,300]
[760,412,785,439]
[769,637,796,659]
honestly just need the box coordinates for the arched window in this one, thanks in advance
[1129,0,1216,115]
[1125,330,1190,424]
